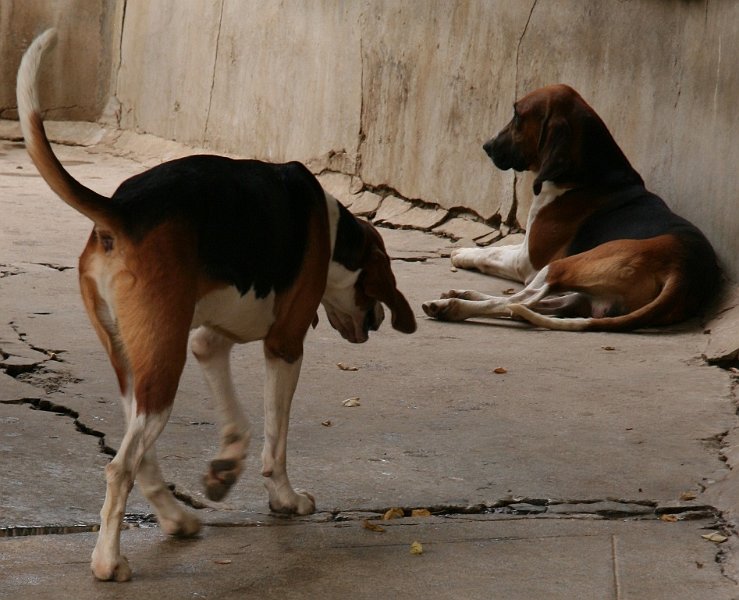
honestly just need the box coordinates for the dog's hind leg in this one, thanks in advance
[86,229,196,581]
[261,347,315,515]
[190,326,251,502]
[423,267,551,321]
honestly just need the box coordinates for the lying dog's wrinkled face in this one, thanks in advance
[482,84,586,195]
[322,220,416,344]
[483,92,547,173]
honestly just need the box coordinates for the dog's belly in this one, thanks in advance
[192,286,276,343]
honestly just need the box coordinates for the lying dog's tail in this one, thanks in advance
[508,274,683,332]
[16,29,118,230]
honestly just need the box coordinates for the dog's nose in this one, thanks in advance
[482,138,495,157]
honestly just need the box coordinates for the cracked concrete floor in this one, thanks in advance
[1,137,739,598]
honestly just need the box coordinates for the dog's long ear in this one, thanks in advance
[533,116,571,195]
[362,248,417,334]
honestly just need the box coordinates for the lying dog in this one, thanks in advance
[17,29,415,581]
[423,84,720,331]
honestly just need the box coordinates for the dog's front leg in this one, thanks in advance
[261,346,315,515]
[191,326,251,502]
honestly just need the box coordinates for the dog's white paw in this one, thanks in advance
[422,298,464,321]
[159,510,201,538]
[266,481,316,515]
[91,551,132,582]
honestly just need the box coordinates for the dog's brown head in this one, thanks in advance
[322,205,416,343]
[483,84,642,195]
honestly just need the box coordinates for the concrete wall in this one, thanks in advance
[3,0,738,280]
[0,0,120,121]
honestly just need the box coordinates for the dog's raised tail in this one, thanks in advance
[16,29,118,230]
[509,275,685,332]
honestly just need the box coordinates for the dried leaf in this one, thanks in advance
[214,559,232,565]
[362,519,386,533]
[383,507,404,520]
[602,346,616,351]
[493,367,507,374]
[660,514,678,522]
[502,288,515,295]
[337,362,359,371]
[321,420,332,427]
[701,532,728,543]
[680,491,697,501]
[409,541,424,555]
[411,508,432,517]
[342,397,361,407]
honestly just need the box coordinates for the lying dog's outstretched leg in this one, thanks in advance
[423,268,551,321]
[261,347,315,515]
[449,243,533,282]
[191,326,251,502]
[440,289,495,301]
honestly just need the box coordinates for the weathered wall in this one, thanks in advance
[0,0,120,121]
[3,0,737,280]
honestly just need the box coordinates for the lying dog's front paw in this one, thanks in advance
[203,458,242,502]
[450,248,479,269]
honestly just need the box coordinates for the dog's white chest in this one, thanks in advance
[192,286,276,343]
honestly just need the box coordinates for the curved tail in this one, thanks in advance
[16,29,118,230]
[509,275,683,332]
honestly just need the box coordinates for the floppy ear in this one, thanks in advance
[362,249,417,334]
[533,116,571,195]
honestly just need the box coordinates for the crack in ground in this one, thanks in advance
[1,496,723,539]
[0,397,117,458]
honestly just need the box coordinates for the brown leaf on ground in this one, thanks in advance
[362,519,386,533]
[680,491,697,501]
[383,507,404,520]
[701,532,728,543]
[342,397,361,407]
[410,541,424,555]
[660,514,678,522]
[214,559,232,565]
[337,362,359,371]
[411,508,432,517]
[321,420,332,427]
[493,367,507,374]
[503,288,515,295]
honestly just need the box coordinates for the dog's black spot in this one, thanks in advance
[108,156,324,297]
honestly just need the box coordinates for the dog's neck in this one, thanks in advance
[323,191,362,292]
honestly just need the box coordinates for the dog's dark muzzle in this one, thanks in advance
[483,133,527,172]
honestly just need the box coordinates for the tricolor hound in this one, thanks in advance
[423,84,720,331]
[17,30,415,581]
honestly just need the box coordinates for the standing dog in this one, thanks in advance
[423,84,720,331]
[17,29,415,581]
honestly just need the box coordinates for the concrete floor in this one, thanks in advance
[1,132,738,598]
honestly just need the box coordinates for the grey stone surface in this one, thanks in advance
[2,137,739,596]
[1,519,735,599]
[373,194,413,224]
[347,190,382,217]
[432,217,497,241]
